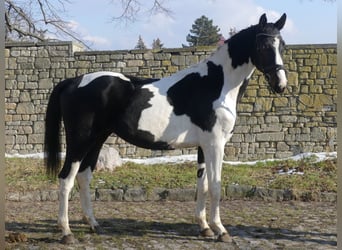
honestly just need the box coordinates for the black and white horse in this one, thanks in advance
[45,13,287,243]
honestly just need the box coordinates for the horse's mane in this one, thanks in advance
[225,25,258,68]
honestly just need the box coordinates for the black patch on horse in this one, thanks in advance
[197,168,205,178]
[197,146,205,164]
[115,84,172,150]
[127,75,159,86]
[226,26,257,69]
[166,61,224,132]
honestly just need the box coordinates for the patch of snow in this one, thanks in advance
[5,151,336,166]
[122,154,197,165]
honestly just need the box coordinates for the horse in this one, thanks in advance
[44,13,287,244]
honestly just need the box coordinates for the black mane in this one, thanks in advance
[226,25,258,69]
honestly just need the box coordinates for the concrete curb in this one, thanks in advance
[6,185,337,203]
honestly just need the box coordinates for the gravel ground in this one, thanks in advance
[5,199,336,249]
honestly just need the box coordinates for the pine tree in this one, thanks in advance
[135,35,148,49]
[186,15,221,46]
[152,38,164,49]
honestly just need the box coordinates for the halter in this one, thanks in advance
[256,33,280,38]
[255,32,285,76]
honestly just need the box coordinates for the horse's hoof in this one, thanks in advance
[91,225,105,234]
[200,228,215,238]
[60,234,76,244]
[217,232,232,243]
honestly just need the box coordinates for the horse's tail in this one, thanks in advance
[44,79,69,178]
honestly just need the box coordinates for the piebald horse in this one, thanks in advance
[45,13,287,243]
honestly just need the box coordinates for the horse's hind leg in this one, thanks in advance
[76,142,104,234]
[195,147,214,238]
[58,156,81,244]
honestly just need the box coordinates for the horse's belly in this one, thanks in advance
[138,107,198,148]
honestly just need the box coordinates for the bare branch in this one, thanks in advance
[5,0,91,49]
[110,0,172,24]
[148,0,173,16]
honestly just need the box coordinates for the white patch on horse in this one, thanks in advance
[273,38,287,89]
[58,161,80,236]
[78,71,130,88]
[136,63,212,146]
[213,43,255,120]
[137,82,198,148]
[76,167,99,230]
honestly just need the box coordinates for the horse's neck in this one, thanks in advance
[210,43,255,117]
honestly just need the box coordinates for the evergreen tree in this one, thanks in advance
[186,15,221,46]
[135,35,148,49]
[152,38,164,49]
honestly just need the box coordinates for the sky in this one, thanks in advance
[60,0,337,50]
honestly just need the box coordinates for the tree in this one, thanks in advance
[152,38,164,49]
[134,35,148,49]
[186,15,222,46]
[4,0,91,49]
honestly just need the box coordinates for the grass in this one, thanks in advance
[5,156,337,193]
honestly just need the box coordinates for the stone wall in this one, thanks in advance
[5,41,337,161]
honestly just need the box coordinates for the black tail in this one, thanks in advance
[44,79,69,178]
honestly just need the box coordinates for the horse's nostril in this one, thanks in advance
[278,86,285,93]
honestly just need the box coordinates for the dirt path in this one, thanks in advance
[5,200,336,249]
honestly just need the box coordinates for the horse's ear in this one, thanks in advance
[258,13,267,27]
[275,13,287,30]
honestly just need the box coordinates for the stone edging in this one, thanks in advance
[6,185,336,203]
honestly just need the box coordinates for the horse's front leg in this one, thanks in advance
[58,160,80,244]
[76,167,101,233]
[203,143,232,243]
[196,147,215,238]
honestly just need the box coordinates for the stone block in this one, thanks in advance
[225,185,252,199]
[273,97,288,107]
[128,60,144,67]
[166,188,196,202]
[154,53,171,60]
[39,79,53,89]
[33,121,45,133]
[147,188,168,201]
[41,190,59,201]
[171,55,185,66]
[280,115,297,123]
[261,124,282,132]
[185,55,198,65]
[34,58,50,69]
[265,116,279,123]
[20,191,41,202]
[96,55,110,62]
[28,134,44,144]
[16,102,35,114]
[124,187,146,201]
[256,132,284,142]
[95,189,123,201]
[254,98,272,111]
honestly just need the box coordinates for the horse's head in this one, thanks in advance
[253,13,287,93]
